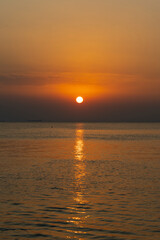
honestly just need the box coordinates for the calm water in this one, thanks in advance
[0,122,160,240]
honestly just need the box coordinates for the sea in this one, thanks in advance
[0,122,160,240]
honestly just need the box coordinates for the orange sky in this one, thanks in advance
[0,0,160,121]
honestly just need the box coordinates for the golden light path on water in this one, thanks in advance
[66,125,89,238]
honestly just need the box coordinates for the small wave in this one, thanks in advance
[13,233,52,238]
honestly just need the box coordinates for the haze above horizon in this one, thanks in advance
[0,0,160,121]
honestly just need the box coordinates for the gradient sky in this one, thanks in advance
[0,0,160,121]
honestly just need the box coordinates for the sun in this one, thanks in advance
[76,96,84,104]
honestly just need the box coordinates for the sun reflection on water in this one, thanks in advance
[66,124,89,238]
[74,131,84,161]
[74,126,86,202]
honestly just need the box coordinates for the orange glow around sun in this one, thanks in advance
[76,96,83,104]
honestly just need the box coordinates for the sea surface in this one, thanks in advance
[0,122,160,240]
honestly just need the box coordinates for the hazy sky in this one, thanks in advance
[0,0,160,121]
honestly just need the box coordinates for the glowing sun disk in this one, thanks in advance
[76,96,84,104]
